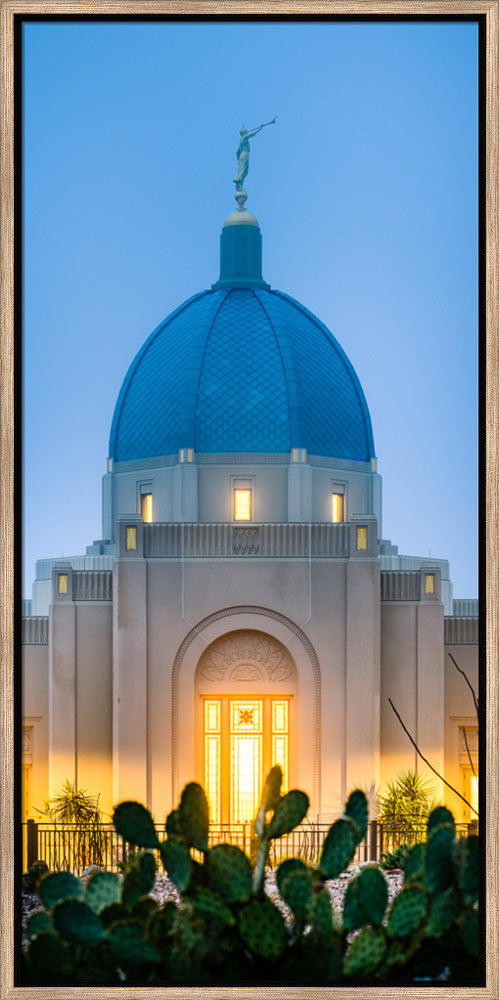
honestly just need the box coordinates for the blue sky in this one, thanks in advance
[22,19,478,598]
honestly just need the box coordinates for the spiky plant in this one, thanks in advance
[377,770,435,837]
[35,780,107,872]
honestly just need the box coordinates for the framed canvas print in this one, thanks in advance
[1,2,497,997]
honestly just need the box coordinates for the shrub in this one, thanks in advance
[377,770,435,834]
[23,768,479,985]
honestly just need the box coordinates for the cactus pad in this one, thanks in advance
[320,816,357,878]
[403,842,426,883]
[427,887,459,937]
[52,899,107,945]
[280,869,313,923]
[425,824,455,893]
[343,866,388,929]
[26,910,52,940]
[276,857,308,896]
[191,887,236,929]
[459,907,479,957]
[206,843,252,903]
[85,871,121,913]
[160,838,192,890]
[239,898,287,960]
[113,800,160,848]
[260,765,283,812]
[178,782,209,852]
[345,789,368,844]
[38,871,84,909]
[457,834,479,902]
[267,789,309,838]
[427,805,456,837]
[344,926,386,978]
[387,885,428,937]
[310,887,334,940]
[108,919,160,969]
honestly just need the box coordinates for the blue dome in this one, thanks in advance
[109,284,375,462]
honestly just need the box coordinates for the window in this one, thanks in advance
[356,526,367,550]
[234,488,252,521]
[58,573,68,594]
[141,493,153,523]
[425,573,435,594]
[179,448,194,463]
[203,696,290,824]
[291,448,307,463]
[332,493,344,523]
[126,526,137,550]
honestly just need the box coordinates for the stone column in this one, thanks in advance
[112,516,148,806]
[49,564,76,795]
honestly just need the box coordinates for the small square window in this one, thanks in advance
[58,573,68,594]
[356,526,367,550]
[425,573,435,594]
[126,526,137,550]
[332,493,344,523]
[141,493,153,523]
[234,489,251,521]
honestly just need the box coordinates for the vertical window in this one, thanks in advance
[425,573,435,594]
[126,526,137,550]
[332,493,344,523]
[356,526,367,550]
[204,700,221,825]
[141,493,153,523]
[234,488,252,521]
[58,573,68,594]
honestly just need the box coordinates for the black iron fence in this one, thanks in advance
[23,817,477,877]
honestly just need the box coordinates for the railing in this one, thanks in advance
[143,522,350,559]
[444,616,479,644]
[23,818,477,876]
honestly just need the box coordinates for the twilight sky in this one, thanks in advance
[22,18,478,599]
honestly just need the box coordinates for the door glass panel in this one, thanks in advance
[231,700,262,822]
[204,700,221,823]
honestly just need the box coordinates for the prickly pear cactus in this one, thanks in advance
[238,898,287,960]
[85,871,121,914]
[113,800,160,848]
[51,898,107,945]
[25,910,52,940]
[425,824,455,894]
[457,833,479,902]
[38,871,84,909]
[342,865,388,930]
[403,842,426,883]
[427,805,455,836]
[178,782,209,852]
[310,886,334,940]
[343,926,386,978]
[320,816,357,878]
[206,843,252,903]
[160,838,191,891]
[387,884,428,938]
[345,789,368,844]
[280,869,313,924]
[276,857,308,896]
[191,887,236,929]
[23,930,74,981]
[427,886,459,937]
[267,789,309,838]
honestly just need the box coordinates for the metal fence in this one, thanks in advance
[23,817,477,877]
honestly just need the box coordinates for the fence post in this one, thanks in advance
[379,822,384,862]
[369,820,378,861]
[469,819,478,836]
[27,819,38,868]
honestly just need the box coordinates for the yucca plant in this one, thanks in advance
[377,770,435,837]
[35,780,107,872]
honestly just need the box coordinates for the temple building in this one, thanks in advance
[22,164,478,829]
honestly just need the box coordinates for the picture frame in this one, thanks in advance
[1,3,497,998]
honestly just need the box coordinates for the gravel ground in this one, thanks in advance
[22,864,404,948]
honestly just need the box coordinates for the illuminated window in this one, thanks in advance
[179,448,194,463]
[356,526,367,550]
[203,696,290,825]
[291,448,307,463]
[234,488,252,521]
[58,573,68,594]
[126,526,137,550]
[425,573,435,594]
[332,493,344,523]
[141,493,153,523]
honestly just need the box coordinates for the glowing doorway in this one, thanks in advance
[203,697,289,824]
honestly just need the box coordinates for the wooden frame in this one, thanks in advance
[1,4,497,998]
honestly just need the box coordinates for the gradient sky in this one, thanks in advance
[22,18,478,599]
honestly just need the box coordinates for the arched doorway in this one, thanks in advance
[195,630,297,824]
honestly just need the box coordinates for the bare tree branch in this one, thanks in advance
[388,698,478,815]
[448,652,479,716]
[463,726,477,778]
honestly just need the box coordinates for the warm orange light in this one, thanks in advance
[425,573,435,594]
[126,527,137,550]
[141,493,153,523]
[356,526,367,550]
[234,489,251,521]
[332,493,344,523]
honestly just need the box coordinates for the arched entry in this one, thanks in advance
[195,630,297,824]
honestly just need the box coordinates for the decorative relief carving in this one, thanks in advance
[459,726,478,754]
[199,631,293,683]
[22,727,32,754]
[232,527,260,554]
